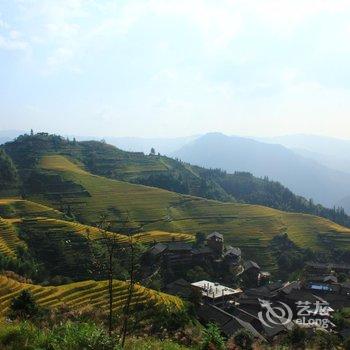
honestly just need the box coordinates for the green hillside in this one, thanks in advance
[0,198,64,220]
[22,154,350,270]
[4,132,349,228]
[2,133,350,270]
[0,149,18,195]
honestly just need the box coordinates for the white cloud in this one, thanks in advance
[0,33,27,50]
[148,0,242,49]
[11,0,243,71]
[0,12,28,51]
[240,0,350,35]
[47,47,73,67]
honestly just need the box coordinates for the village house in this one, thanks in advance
[191,280,242,307]
[206,232,224,259]
[145,231,244,271]
[196,303,266,340]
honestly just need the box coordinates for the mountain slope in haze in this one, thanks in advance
[339,196,350,215]
[172,133,350,210]
[101,135,198,154]
[260,134,350,175]
[0,130,24,145]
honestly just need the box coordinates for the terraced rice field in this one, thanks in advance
[0,275,183,318]
[0,218,22,257]
[0,199,64,220]
[35,154,350,270]
[19,217,193,246]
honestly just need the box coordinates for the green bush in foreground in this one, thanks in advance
[0,321,194,350]
[202,323,225,350]
[0,321,119,350]
[233,329,254,350]
[9,290,39,320]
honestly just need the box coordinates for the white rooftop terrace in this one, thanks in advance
[191,280,242,299]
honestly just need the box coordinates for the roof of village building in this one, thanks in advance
[283,289,322,303]
[148,243,168,256]
[166,242,193,252]
[243,260,261,271]
[207,232,223,240]
[244,282,285,299]
[165,279,191,298]
[306,275,338,284]
[148,241,198,257]
[266,281,284,291]
[224,246,241,257]
[191,246,213,255]
[230,305,293,339]
[191,280,242,299]
[279,281,301,295]
[197,304,265,340]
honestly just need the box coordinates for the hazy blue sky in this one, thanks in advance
[1,0,350,138]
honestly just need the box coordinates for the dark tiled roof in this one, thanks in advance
[306,275,338,284]
[283,289,320,303]
[222,317,262,339]
[244,282,284,299]
[266,281,284,291]
[245,288,271,298]
[165,279,191,298]
[243,260,261,271]
[197,304,265,340]
[197,304,232,327]
[224,246,241,257]
[279,281,300,295]
[166,242,193,252]
[148,243,167,256]
[207,232,223,240]
[191,247,213,255]
[231,305,292,338]
[237,297,262,307]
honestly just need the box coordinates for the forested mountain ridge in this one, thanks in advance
[173,132,350,211]
[0,149,18,193]
[2,132,350,228]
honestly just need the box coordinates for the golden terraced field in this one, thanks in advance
[0,198,193,259]
[0,218,22,257]
[19,216,193,245]
[0,275,184,318]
